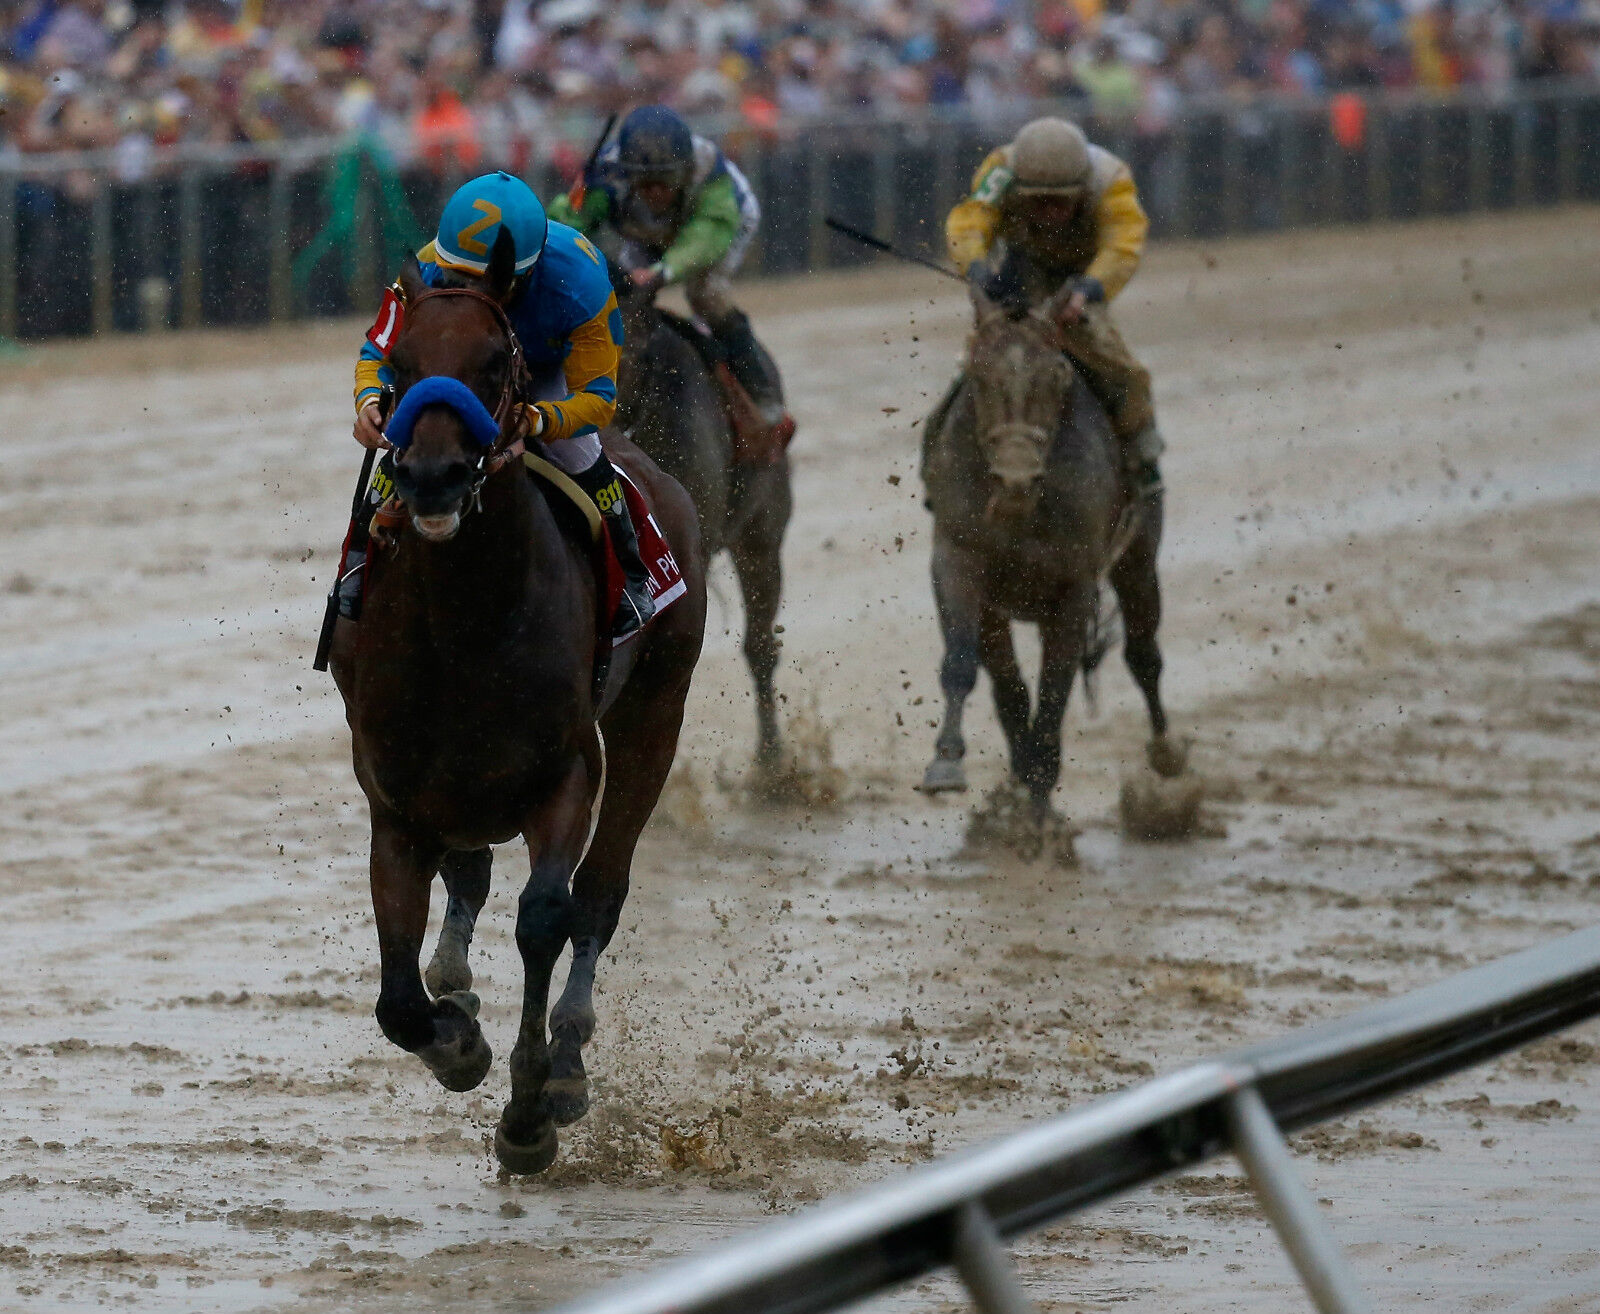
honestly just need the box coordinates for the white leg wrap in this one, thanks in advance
[541,432,604,474]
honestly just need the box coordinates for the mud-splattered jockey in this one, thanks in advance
[946,116,1165,504]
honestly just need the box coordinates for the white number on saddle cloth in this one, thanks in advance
[365,286,404,352]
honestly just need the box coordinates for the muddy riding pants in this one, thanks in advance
[1057,304,1160,461]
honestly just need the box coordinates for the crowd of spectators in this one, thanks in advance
[2,0,1597,171]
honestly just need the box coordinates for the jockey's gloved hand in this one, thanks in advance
[627,264,665,295]
[1073,276,1106,305]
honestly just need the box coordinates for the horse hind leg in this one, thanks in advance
[424,848,491,998]
[1109,506,1186,777]
[729,485,789,770]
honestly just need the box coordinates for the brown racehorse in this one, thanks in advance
[330,230,706,1175]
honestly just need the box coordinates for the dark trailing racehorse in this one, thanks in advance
[611,277,793,774]
[920,279,1184,813]
[330,231,706,1175]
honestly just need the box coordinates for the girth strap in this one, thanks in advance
[522,452,604,544]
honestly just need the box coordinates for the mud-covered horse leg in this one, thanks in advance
[495,754,597,1175]
[369,807,492,1093]
[423,847,491,998]
[729,468,791,770]
[977,603,1033,788]
[923,533,982,793]
[1021,588,1094,809]
[548,648,695,1128]
[1109,496,1185,778]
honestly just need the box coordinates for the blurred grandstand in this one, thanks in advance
[2,1,1598,341]
[3,0,1597,169]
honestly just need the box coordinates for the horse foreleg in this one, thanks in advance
[923,536,982,793]
[497,756,598,1176]
[729,500,788,770]
[1023,593,1092,810]
[1109,501,1184,777]
[550,664,691,1127]
[977,604,1032,785]
[424,847,491,998]
[369,809,491,1093]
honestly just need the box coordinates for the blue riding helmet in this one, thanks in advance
[615,105,694,181]
[433,171,547,276]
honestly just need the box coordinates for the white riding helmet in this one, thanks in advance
[1010,118,1092,196]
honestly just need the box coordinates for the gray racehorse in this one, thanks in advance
[613,279,794,771]
[920,280,1184,809]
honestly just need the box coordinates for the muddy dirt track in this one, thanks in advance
[4,207,1600,1313]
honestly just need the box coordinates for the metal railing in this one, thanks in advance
[547,922,1600,1314]
[2,82,1598,342]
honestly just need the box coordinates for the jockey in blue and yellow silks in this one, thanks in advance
[353,171,654,637]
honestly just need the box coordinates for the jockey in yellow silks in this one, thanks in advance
[946,117,1164,500]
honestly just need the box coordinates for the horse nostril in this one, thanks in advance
[395,460,476,517]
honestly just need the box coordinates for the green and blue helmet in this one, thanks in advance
[433,171,547,277]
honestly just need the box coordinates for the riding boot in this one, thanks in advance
[711,309,794,441]
[572,453,656,640]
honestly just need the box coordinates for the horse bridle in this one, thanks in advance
[400,286,531,502]
[971,305,1071,457]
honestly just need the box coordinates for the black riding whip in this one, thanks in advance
[567,112,618,212]
[312,444,377,672]
[823,216,966,284]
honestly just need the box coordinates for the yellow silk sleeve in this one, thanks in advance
[530,292,621,442]
[354,358,386,413]
[945,147,1011,273]
[1084,169,1148,301]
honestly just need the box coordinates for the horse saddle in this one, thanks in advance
[655,310,788,468]
[521,453,687,649]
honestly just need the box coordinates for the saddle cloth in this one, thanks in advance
[522,454,687,647]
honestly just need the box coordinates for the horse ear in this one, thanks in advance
[398,251,426,304]
[483,226,518,303]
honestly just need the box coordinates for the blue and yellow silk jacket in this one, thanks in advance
[354,221,623,444]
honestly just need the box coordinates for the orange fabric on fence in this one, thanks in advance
[1329,92,1367,151]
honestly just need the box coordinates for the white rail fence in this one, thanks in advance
[547,923,1600,1314]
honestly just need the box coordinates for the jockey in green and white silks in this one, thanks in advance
[352,170,654,638]
[549,105,791,438]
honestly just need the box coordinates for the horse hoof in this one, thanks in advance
[919,758,967,794]
[438,990,480,1020]
[495,1121,559,1175]
[424,953,472,999]
[1146,735,1190,779]
[541,1077,591,1128]
[417,995,491,1093]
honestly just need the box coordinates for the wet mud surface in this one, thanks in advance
[3,208,1600,1310]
